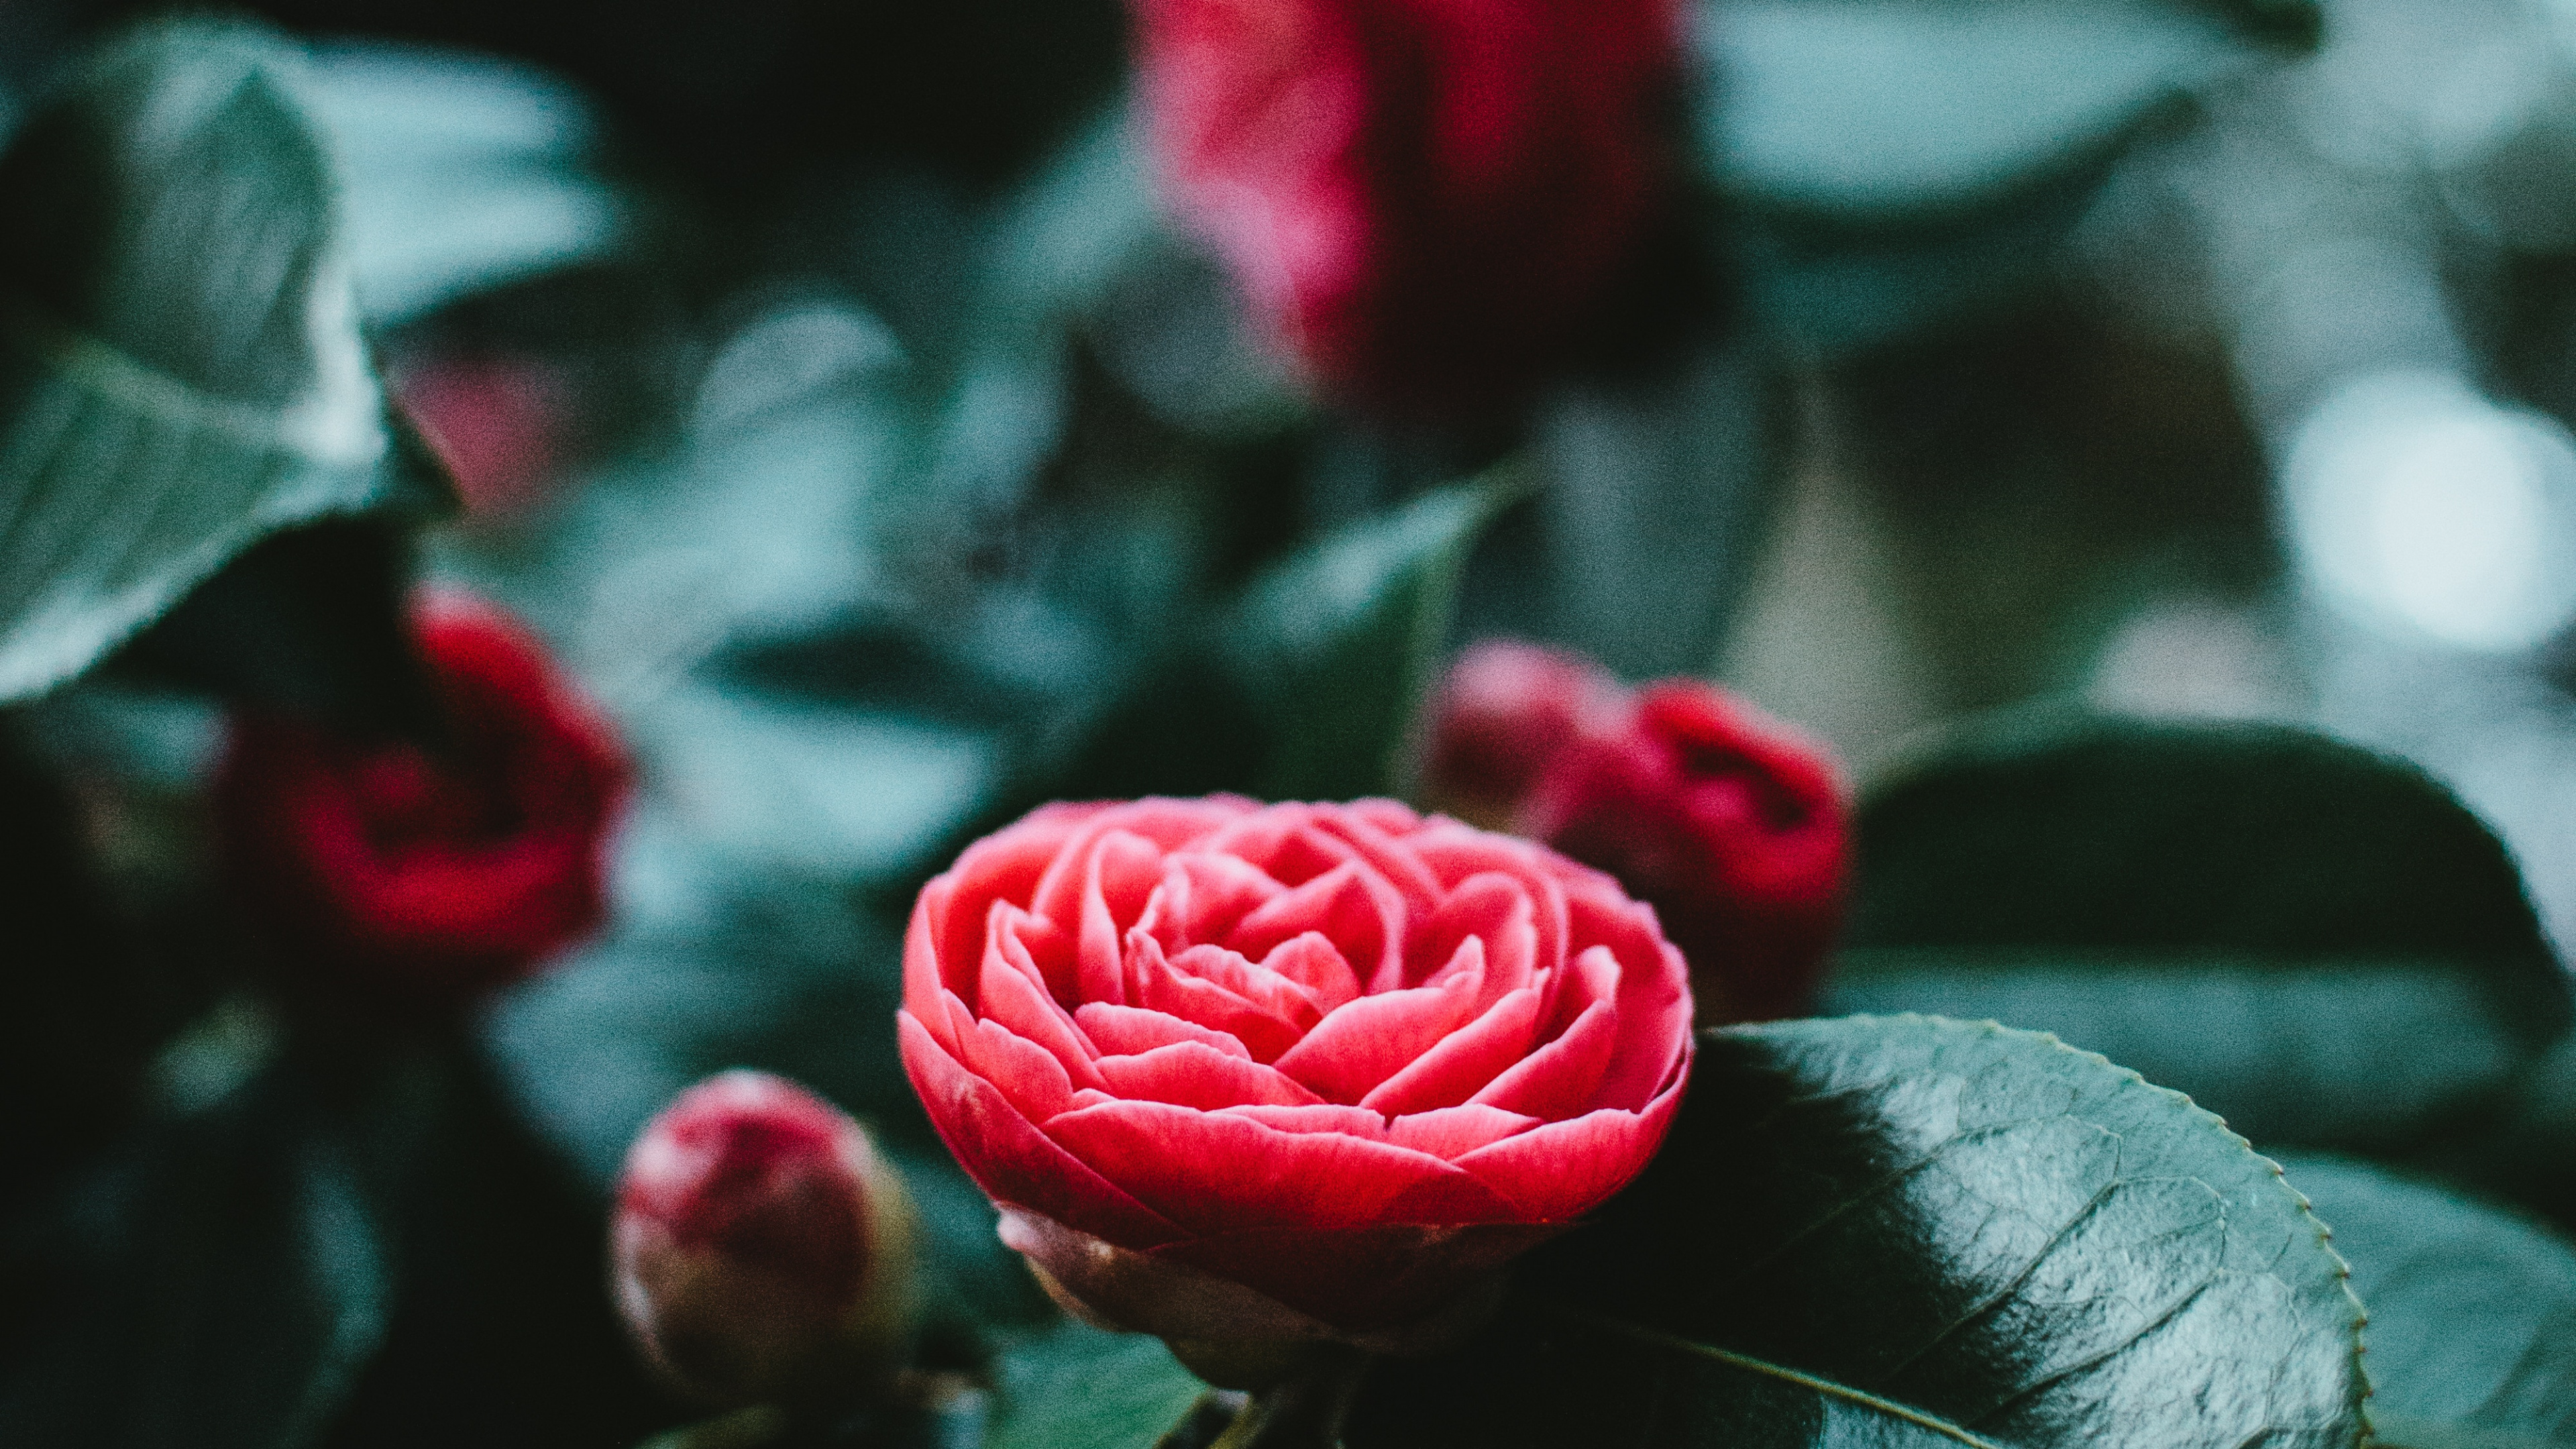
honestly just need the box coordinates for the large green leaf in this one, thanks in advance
[0,19,433,702]
[1222,470,1525,801]
[0,1061,396,1449]
[983,1320,1208,1449]
[1829,712,2571,1152]
[2275,1155,2576,1449]
[1348,1015,2365,1448]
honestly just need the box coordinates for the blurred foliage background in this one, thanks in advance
[9,0,2576,1443]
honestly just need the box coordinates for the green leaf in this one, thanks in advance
[1703,0,2309,224]
[0,19,430,702]
[983,1320,1208,1449]
[1222,468,1526,801]
[1349,1015,2365,1448]
[2274,1155,2576,1448]
[1829,712,2571,1152]
[0,1061,396,1449]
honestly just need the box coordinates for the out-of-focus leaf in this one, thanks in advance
[1509,332,1788,678]
[112,514,439,739]
[1702,0,2314,353]
[1703,0,2308,224]
[300,42,631,324]
[983,1321,1205,1449]
[1224,470,1526,800]
[1350,1015,2365,1448]
[1829,712,2571,1152]
[0,1061,396,1449]
[0,19,432,702]
[2275,1155,2576,1448]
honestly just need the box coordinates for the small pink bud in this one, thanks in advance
[613,1071,918,1406]
[1419,640,1626,830]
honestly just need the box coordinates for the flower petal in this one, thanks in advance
[1228,859,1407,989]
[1042,1097,1506,1233]
[1386,1104,1542,1160]
[1273,967,1481,1104]
[958,1016,1079,1122]
[1079,830,1168,1007]
[1258,931,1362,1014]
[1567,888,1695,1112]
[1470,986,1617,1120]
[1218,1104,1390,1138]
[1404,871,1539,1003]
[898,1010,1183,1248]
[1169,943,1324,1030]
[1135,850,1285,951]
[980,935,1105,1088]
[1095,1041,1325,1110]
[1074,1002,1250,1059]
[1126,932,1304,1061]
[1453,1085,1683,1221]
[1357,983,1542,1116]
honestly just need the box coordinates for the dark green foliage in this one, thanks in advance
[1831,711,2572,1150]
[982,1322,1205,1449]
[0,19,447,702]
[1348,1016,2366,1448]
[2276,1155,2576,1449]
[1224,471,1527,801]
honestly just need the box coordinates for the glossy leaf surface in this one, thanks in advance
[983,1321,1206,1449]
[1831,713,2569,1150]
[0,19,427,701]
[1349,1015,2366,1448]
[2276,1155,2576,1449]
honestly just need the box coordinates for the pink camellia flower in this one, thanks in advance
[1418,640,1623,832]
[1132,0,1683,411]
[614,1071,919,1405]
[898,797,1691,1346]
[1520,681,1847,1022]
[217,591,630,1004]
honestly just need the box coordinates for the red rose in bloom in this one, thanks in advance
[615,1071,918,1405]
[1133,0,1682,410]
[1521,682,1847,1022]
[218,592,629,1002]
[898,797,1690,1342]
[1419,640,1623,832]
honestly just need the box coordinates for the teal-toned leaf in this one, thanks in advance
[301,41,632,324]
[0,1063,395,1449]
[984,1320,1208,1449]
[1829,712,2571,1152]
[1350,1015,2365,1448]
[1702,0,2309,224]
[0,19,429,702]
[1222,469,1526,801]
[2275,1155,2576,1448]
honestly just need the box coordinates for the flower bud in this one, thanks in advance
[614,1071,918,1407]
[1419,641,1625,831]
[1521,680,1849,1022]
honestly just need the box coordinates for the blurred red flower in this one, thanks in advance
[217,591,629,1003]
[615,1071,918,1405]
[898,796,1690,1340]
[1419,639,1623,830]
[1133,0,1682,411]
[1521,679,1847,1022]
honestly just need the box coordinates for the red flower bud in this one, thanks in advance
[396,355,574,519]
[1419,641,1624,831]
[1519,681,1848,1022]
[614,1071,920,1407]
[1133,0,1683,412]
[216,591,630,1004]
